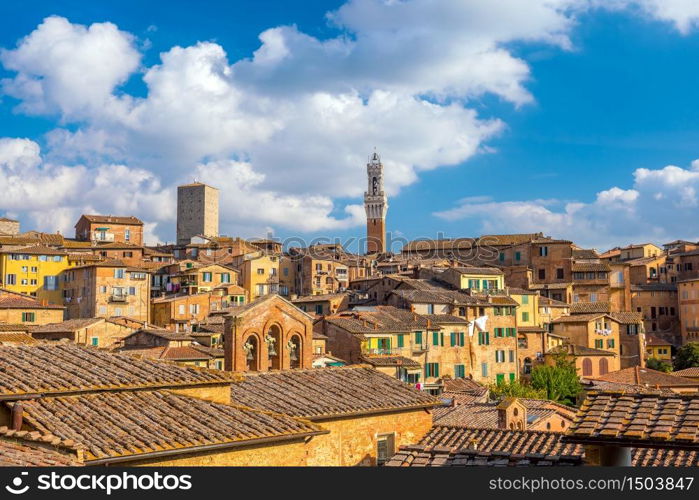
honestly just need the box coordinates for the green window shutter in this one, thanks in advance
[486,331,490,345]
[499,252,505,262]
[515,252,521,261]
[459,332,465,346]
[415,331,422,345]
[432,331,439,346]
[450,332,455,346]
[397,334,404,348]
[496,373,505,385]
[509,373,516,382]
[435,363,439,378]
[522,295,529,305]
[522,312,529,322]
[477,331,483,345]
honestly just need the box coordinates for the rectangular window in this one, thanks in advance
[221,273,230,283]
[114,269,125,279]
[425,363,440,378]
[43,276,58,291]
[499,252,505,262]
[538,269,546,280]
[414,331,422,345]
[522,295,529,305]
[377,434,395,466]
[91,337,99,346]
[178,304,185,315]
[496,373,505,384]
[128,287,136,295]
[515,251,521,261]
[427,303,435,314]
[607,339,615,348]
[397,334,405,348]
[432,331,442,346]
[595,339,603,349]
[454,364,465,378]
[556,268,564,279]
[509,373,516,382]
[21,312,35,322]
[481,362,488,377]
[315,304,323,315]
[125,229,131,241]
[202,272,212,282]
[5,274,16,285]
[509,349,515,362]
[539,246,548,257]
[522,312,529,322]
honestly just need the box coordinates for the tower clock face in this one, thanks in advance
[372,177,378,195]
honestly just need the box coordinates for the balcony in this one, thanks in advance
[412,343,429,354]
[109,294,128,303]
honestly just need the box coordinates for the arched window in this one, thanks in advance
[582,358,592,377]
[288,334,302,369]
[599,357,609,375]
[266,325,282,370]
[523,357,533,375]
[244,335,259,372]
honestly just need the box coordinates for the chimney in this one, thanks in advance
[11,402,23,431]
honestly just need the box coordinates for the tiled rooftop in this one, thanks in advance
[673,367,699,378]
[0,428,82,466]
[0,289,64,309]
[230,365,439,420]
[565,391,699,449]
[593,366,699,388]
[0,344,237,397]
[385,445,583,467]
[18,390,323,462]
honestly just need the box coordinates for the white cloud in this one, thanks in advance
[435,160,699,249]
[1,2,699,241]
[0,16,140,118]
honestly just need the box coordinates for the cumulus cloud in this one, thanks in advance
[434,161,699,249]
[1,2,699,241]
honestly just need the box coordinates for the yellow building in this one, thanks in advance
[237,254,280,300]
[645,334,672,362]
[440,266,505,291]
[0,246,70,304]
[0,288,65,325]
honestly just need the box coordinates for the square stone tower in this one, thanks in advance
[176,182,219,244]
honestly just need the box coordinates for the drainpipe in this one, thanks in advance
[11,402,23,430]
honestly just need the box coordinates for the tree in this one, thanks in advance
[488,380,546,400]
[530,354,582,406]
[646,357,673,373]
[674,343,699,370]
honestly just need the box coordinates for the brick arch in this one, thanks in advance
[241,330,262,372]
[287,331,304,369]
[264,322,284,370]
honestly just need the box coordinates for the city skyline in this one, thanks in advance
[2,1,699,250]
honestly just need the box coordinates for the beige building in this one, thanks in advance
[237,254,280,300]
[60,260,151,322]
[74,215,144,246]
[176,182,219,244]
[678,277,699,343]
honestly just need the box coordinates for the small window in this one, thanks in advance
[21,312,36,322]
[376,434,395,466]
[90,337,99,346]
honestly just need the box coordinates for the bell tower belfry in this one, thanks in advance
[364,151,388,254]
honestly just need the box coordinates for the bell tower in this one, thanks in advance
[364,151,388,254]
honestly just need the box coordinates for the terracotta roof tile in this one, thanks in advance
[385,445,583,467]
[0,332,37,344]
[570,302,611,314]
[0,344,237,397]
[593,367,699,387]
[230,365,439,420]
[18,390,323,462]
[78,215,143,225]
[0,428,82,466]
[673,367,699,378]
[0,289,65,309]
[359,355,421,368]
[566,391,699,448]
[571,263,611,272]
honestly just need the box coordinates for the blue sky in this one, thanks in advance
[2,0,699,251]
